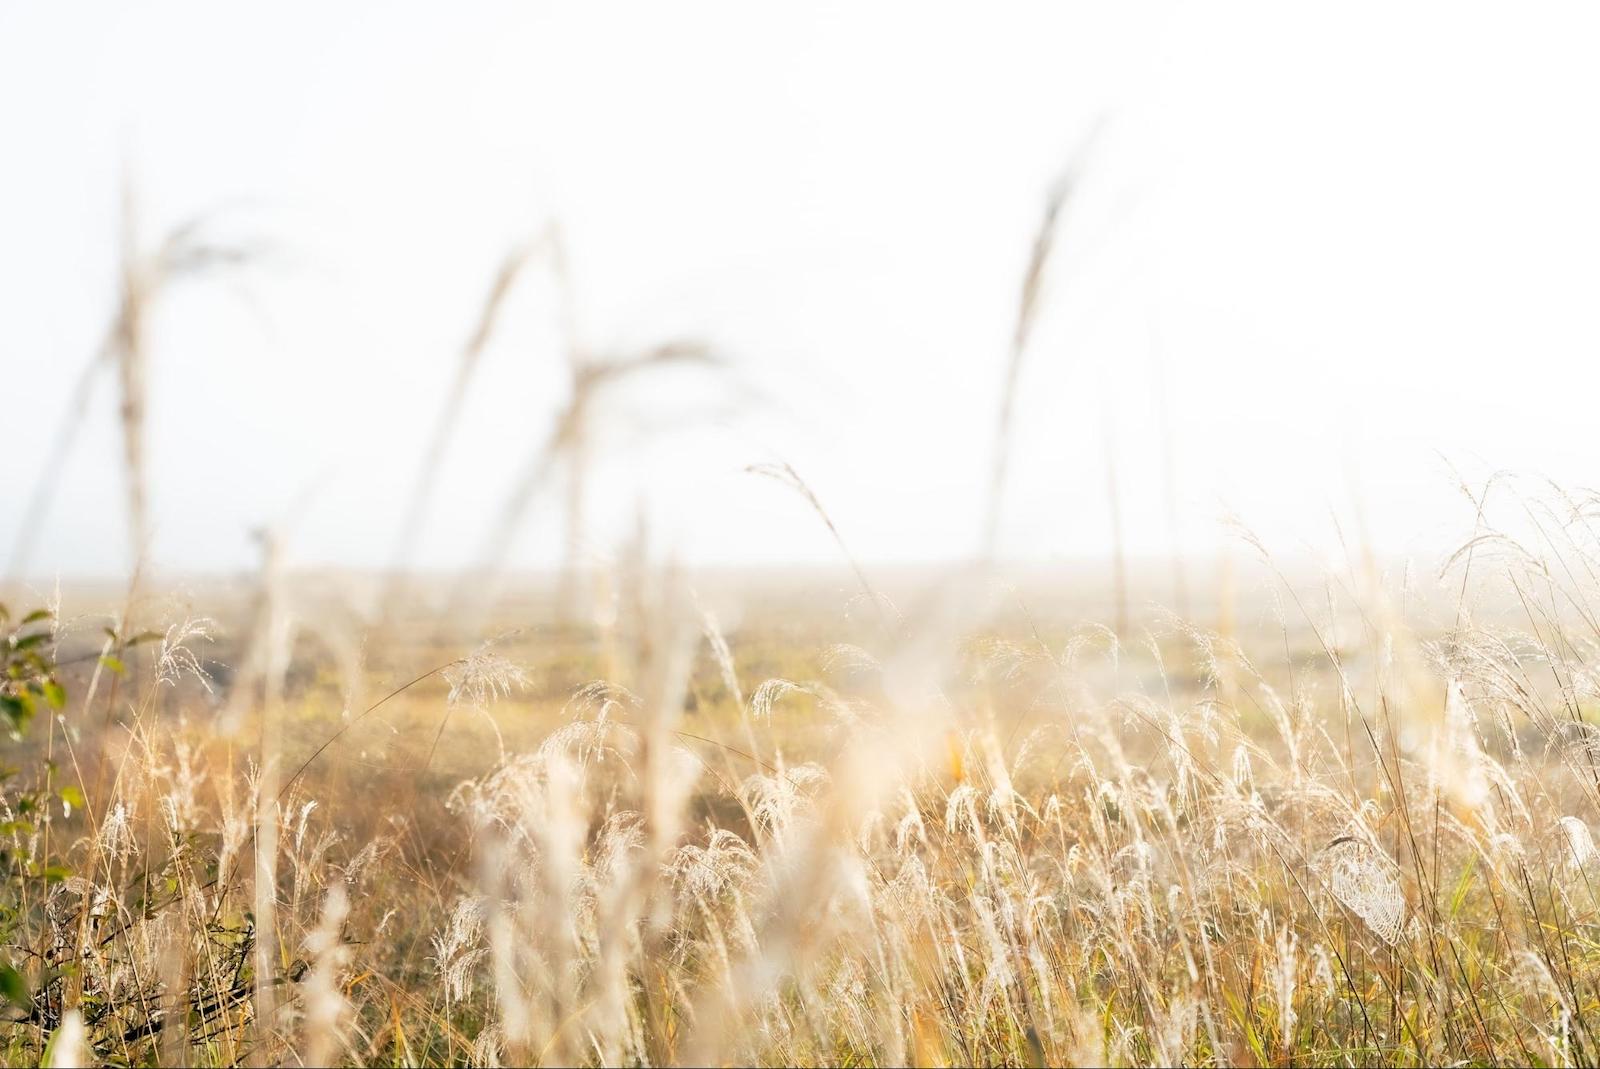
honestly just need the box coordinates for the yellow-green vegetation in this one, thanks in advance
[4,496,1600,1067]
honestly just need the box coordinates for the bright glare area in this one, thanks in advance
[3,1,1599,577]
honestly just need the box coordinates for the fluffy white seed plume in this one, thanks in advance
[1310,942,1336,996]
[156,616,217,694]
[45,1008,87,1068]
[741,763,828,838]
[431,895,489,1001]
[945,784,984,842]
[1271,922,1299,1043]
[894,789,928,856]
[750,678,808,721]
[670,828,758,898]
[445,649,531,708]
[562,679,641,721]
[1430,679,1489,811]
[97,800,138,868]
[154,730,207,835]
[1231,744,1255,793]
[699,605,744,709]
[821,643,880,676]
[1558,816,1597,870]
[300,884,352,1067]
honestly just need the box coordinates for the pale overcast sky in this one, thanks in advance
[3,1,1599,578]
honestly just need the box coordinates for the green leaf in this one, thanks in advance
[100,655,126,676]
[19,609,51,625]
[41,680,65,710]
[0,693,33,734]
[0,962,26,1007]
[59,786,85,814]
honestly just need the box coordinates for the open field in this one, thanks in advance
[6,511,1600,1066]
[7,9,1600,1064]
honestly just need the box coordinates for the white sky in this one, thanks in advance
[3,1,1599,579]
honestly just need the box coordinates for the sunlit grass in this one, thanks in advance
[5,492,1600,1066]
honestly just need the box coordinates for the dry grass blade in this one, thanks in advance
[8,177,259,580]
[381,231,555,617]
[983,116,1107,561]
[745,460,890,624]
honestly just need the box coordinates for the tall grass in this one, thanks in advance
[5,176,1596,1067]
[4,480,1600,1065]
